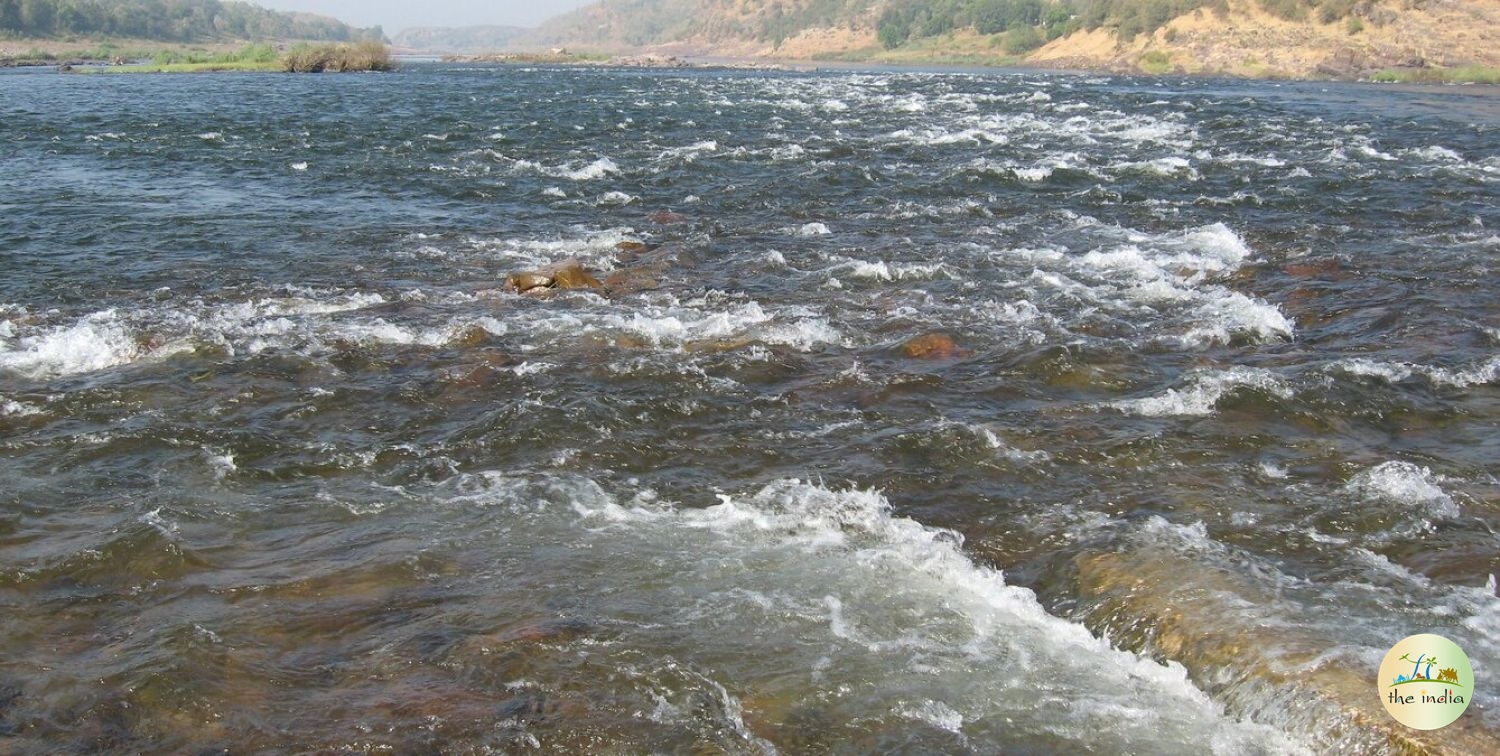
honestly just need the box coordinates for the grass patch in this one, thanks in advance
[0,38,255,67]
[114,59,283,73]
[105,43,281,72]
[1139,50,1173,75]
[1371,65,1500,84]
[78,41,393,74]
[150,44,278,66]
[852,31,1029,68]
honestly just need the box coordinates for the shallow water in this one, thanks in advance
[1,64,1497,753]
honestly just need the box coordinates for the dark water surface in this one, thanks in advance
[2,64,1498,753]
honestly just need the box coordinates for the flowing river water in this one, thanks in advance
[1,63,1498,753]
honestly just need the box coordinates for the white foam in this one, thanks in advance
[596,191,635,206]
[433,474,1292,751]
[290,162,308,171]
[1,395,42,416]
[770,144,806,161]
[563,157,620,180]
[205,448,237,481]
[1206,151,1286,168]
[1107,367,1292,417]
[1406,145,1462,162]
[1113,156,1199,180]
[1010,165,1055,182]
[1050,223,1289,347]
[1182,291,1294,347]
[522,296,844,354]
[660,140,718,161]
[0,310,141,378]
[1332,358,1414,383]
[1427,356,1500,388]
[1331,356,1500,389]
[832,258,947,282]
[514,156,621,181]
[797,222,831,236]
[140,507,179,537]
[1344,461,1460,520]
[332,319,451,348]
[895,699,965,734]
[974,425,1052,463]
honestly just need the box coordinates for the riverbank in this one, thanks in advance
[0,38,392,73]
[493,0,1500,84]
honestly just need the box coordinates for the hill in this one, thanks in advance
[0,0,383,44]
[521,0,1500,81]
[392,25,531,54]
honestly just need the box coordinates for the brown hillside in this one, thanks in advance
[526,0,1498,80]
[1031,0,1500,78]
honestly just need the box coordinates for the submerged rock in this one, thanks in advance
[602,268,660,296]
[649,209,690,225]
[1073,550,1500,755]
[549,262,603,290]
[899,333,971,360]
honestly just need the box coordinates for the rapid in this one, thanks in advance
[1,64,1497,752]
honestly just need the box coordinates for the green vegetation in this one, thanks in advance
[0,0,382,43]
[1370,65,1500,84]
[874,0,1382,51]
[1139,48,1172,72]
[281,40,392,72]
[101,42,280,72]
[50,40,393,73]
[1002,24,1045,54]
[879,0,1059,50]
[149,42,275,66]
[757,0,866,46]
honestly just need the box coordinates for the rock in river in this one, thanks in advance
[899,332,971,360]
[506,258,603,294]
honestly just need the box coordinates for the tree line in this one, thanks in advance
[877,0,1377,51]
[0,0,384,42]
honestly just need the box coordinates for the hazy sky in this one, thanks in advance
[251,0,597,34]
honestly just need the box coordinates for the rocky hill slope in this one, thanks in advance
[1033,0,1500,79]
[521,0,1499,80]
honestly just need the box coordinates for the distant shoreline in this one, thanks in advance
[431,50,1500,88]
[5,35,1498,86]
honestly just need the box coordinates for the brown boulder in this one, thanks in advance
[506,258,603,294]
[548,260,603,290]
[899,333,971,360]
[506,271,553,293]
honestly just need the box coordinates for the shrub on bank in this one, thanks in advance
[282,40,393,73]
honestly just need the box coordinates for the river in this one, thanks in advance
[1,63,1497,753]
